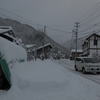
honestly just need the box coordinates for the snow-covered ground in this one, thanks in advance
[0,37,100,100]
[0,59,100,100]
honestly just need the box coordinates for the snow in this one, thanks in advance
[0,37,100,100]
[38,43,52,49]
[0,26,12,33]
[0,59,100,100]
[71,49,83,53]
[0,37,27,67]
[26,44,36,48]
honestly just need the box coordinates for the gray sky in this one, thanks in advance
[0,0,100,44]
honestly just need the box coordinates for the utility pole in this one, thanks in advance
[70,29,76,52]
[42,26,46,59]
[44,26,46,34]
[74,22,79,62]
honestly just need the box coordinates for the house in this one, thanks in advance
[70,49,83,60]
[0,26,16,42]
[25,44,36,61]
[33,43,53,59]
[0,26,23,46]
[82,33,100,57]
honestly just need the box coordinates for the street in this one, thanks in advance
[58,59,100,85]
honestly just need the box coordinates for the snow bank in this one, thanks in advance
[11,60,67,90]
[0,37,27,68]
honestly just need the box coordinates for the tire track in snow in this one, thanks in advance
[59,59,100,85]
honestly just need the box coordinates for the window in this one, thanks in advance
[94,36,97,45]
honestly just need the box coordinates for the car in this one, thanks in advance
[74,57,100,74]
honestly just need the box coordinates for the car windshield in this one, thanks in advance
[83,58,98,63]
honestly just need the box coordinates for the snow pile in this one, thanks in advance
[0,59,100,100]
[0,37,27,67]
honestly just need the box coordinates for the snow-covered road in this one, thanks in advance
[0,59,100,100]
[59,59,100,84]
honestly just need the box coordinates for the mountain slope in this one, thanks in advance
[0,17,69,55]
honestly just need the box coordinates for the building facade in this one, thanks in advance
[33,43,52,59]
[70,49,83,60]
[82,33,100,57]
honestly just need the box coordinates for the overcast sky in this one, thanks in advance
[0,0,100,44]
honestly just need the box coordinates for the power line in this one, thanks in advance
[51,33,70,38]
[47,26,71,34]
[0,7,75,42]
[0,13,40,26]
[0,7,43,26]
[0,13,72,39]
[80,11,100,26]
[77,2,100,30]
[79,23,97,32]
[78,2,100,23]
[0,7,73,35]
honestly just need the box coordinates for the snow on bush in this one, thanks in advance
[0,37,27,68]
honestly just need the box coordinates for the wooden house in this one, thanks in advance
[70,49,83,60]
[33,43,53,59]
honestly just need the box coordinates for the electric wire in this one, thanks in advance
[0,7,72,37]
[80,11,100,26]
[79,22,100,32]
[78,2,100,24]
[0,13,39,26]
[0,7,43,26]
[47,26,71,34]
[51,33,70,38]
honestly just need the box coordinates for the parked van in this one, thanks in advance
[74,57,100,74]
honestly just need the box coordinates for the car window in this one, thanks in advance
[76,58,80,61]
[76,58,79,61]
[76,58,83,63]
[78,58,83,63]
[83,58,98,63]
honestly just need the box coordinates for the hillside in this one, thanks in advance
[0,17,69,56]
[62,35,91,52]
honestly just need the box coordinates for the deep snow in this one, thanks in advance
[0,37,100,100]
[0,37,27,68]
[0,59,100,100]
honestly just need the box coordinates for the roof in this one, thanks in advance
[38,43,52,49]
[32,43,52,51]
[0,26,16,39]
[71,49,83,53]
[86,33,100,40]
[26,44,36,48]
[76,57,94,59]
[0,26,12,34]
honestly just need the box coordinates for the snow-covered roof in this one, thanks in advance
[76,56,94,59]
[26,44,36,48]
[38,43,52,50]
[0,26,12,34]
[71,49,83,53]
[86,33,100,40]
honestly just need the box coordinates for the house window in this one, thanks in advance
[94,36,97,45]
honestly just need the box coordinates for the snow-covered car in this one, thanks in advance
[74,57,100,74]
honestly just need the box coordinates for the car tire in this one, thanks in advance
[74,65,78,71]
[96,72,100,74]
[82,67,86,74]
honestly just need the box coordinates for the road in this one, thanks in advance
[58,59,100,85]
